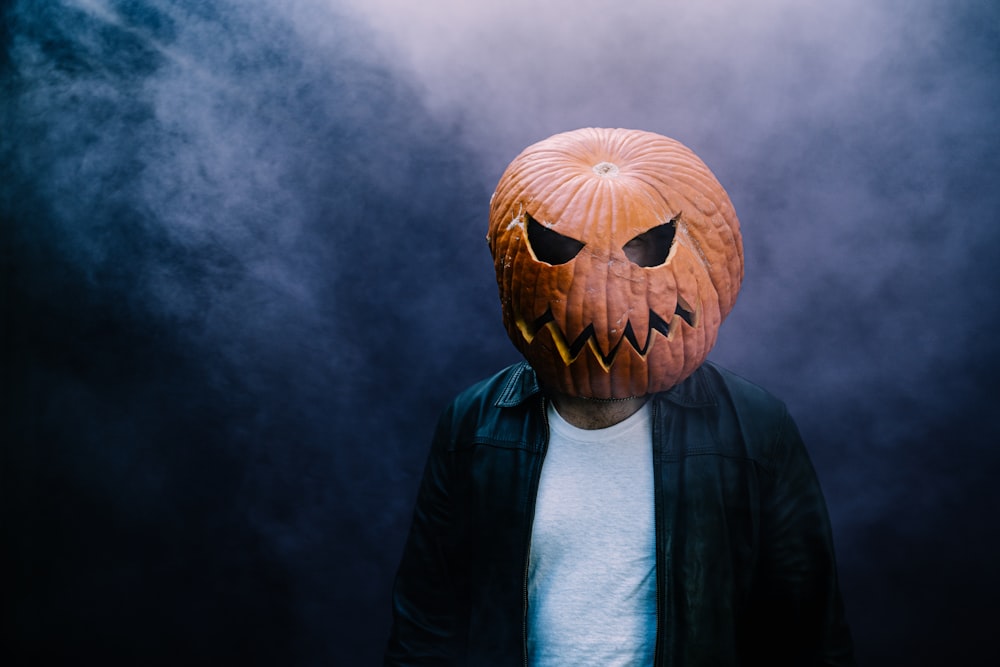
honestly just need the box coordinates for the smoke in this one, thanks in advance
[2,0,503,663]
[343,1,1000,631]
[3,0,999,664]
[342,0,1000,459]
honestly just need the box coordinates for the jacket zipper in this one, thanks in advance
[651,397,664,666]
[522,396,550,667]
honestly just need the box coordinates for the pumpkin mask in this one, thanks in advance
[487,128,743,399]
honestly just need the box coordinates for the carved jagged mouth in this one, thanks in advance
[514,302,697,371]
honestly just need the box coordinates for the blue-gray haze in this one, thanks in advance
[2,0,998,664]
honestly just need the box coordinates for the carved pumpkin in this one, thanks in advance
[487,127,743,398]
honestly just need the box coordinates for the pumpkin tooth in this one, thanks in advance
[647,310,673,345]
[586,338,617,372]
[675,294,698,328]
[514,311,536,344]
[624,308,651,351]
[518,308,582,366]
[546,321,577,366]
[589,324,617,366]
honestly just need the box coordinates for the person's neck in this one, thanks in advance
[549,392,649,430]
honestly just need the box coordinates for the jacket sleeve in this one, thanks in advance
[384,406,461,666]
[747,409,856,667]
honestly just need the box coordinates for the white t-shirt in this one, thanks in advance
[527,401,656,666]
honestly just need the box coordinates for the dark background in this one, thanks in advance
[2,0,998,664]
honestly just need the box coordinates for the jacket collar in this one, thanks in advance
[494,361,717,409]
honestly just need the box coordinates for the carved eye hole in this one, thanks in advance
[526,212,585,265]
[623,215,678,267]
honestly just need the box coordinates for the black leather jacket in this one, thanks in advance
[386,361,854,666]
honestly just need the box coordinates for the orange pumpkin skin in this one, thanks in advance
[487,128,743,399]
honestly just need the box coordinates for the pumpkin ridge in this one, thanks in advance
[488,127,742,398]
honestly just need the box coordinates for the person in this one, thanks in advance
[385,128,855,666]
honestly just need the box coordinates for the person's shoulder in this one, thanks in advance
[694,362,800,460]
[438,361,540,427]
[431,362,543,448]
[698,361,789,418]
[449,361,538,409]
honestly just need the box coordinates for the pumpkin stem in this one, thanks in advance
[592,161,620,177]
